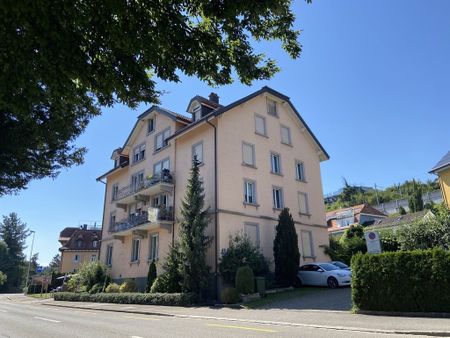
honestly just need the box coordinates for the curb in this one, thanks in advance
[43,302,450,336]
[356,309,450,319]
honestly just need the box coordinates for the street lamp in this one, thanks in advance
[25,230,36,289]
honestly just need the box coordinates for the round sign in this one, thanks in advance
[368,232,376,240]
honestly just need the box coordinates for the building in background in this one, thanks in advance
[97,86,330,291]
[58,225,102,273]
[429,151,450,208]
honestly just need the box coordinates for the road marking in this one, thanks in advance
[33,316,61,323]
[0,309,7,313]
[122,315,160,321]
[75,310,98,315]
[131,336,143,338]
[206,324,277,333]
[121,306,136,309]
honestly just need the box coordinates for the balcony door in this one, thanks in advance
[131,171,144,192]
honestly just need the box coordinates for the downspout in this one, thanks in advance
[206,118,218,299]
[96,178,108,263]
[172,139,176,245]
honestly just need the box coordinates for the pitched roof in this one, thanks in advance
[59,228,102,251]
[326,203,386,220]
[430,150,450,173]
[186,95,222,112]
[59,227,79,239]
[365,210,432,230]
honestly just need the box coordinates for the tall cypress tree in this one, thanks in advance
[178,157,212,297]
[273,208,300,286]
[408,180,424,213]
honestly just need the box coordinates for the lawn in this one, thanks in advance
[244,287,320,309]
[27,293,53,299]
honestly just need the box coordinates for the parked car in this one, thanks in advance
[330,261,351,271]
[297,263,352,288]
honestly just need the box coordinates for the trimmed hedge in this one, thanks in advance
[54,292,196,306]
[352,249,450,313]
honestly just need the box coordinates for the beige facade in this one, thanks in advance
[60,250,99,274]
[98,87,330,290]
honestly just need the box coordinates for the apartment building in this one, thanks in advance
[97,86,330,290]
[58,225,102,273]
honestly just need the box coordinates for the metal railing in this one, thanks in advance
[112,171,174,201]
[109,206,174,233]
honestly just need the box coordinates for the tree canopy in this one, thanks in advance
[0,0,308,195]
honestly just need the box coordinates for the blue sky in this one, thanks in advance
[1,0,449,265]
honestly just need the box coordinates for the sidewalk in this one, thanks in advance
[43,299,450,336]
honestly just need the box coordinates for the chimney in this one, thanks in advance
[208,92,219,104]
[82,224,88,230]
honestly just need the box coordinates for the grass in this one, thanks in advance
[243,287,320,309]
[27,293,53,299]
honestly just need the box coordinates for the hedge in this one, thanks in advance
[352,248,450,313]
[54,292,196,306]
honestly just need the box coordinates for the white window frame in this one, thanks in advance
[111,184,119,202]
[148,117,155,134]
[90,254,97,262]
[193,103,201,121]
[153,157,170,175]
[270,152,282,174]
[149,233,159,261]
[244,222,260,247]
[296,160,306,182]
[255,114,267,136]
[131,171,144,192]
[192,141,204,164]
[242,142,256,167]
[244,179,257,205]
[298,191,310,215]
[132,143,146,164]
[109,212,116,227]
[272,186,284,209]
[92,240,98,248]
[106,245,113,266]
[280,125,291,145]
[154,127,171,151]
[131,238,140,262]
[301,230,315,258]
[267,98,278,117]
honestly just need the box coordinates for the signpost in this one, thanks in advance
[365,231,382,254]
[36,266,43,274]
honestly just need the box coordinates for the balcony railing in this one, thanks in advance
[113,171,174,202]
[109,206,174,234]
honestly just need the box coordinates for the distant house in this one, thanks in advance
[429,150,450,208]
[327,203,387,236]
[58,225,102,273]
[365,210,434,231]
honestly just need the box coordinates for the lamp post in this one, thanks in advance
[25,230,35,289]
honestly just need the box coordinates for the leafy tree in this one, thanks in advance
[0,213,29,291]
[324,226,367,265]
[273,208,300,286]
[67,261,109,293]
[398,205,407,215]
[0,271,6,286]
[408,180,424,213]
[219,232,269,285]
[146,260,157,293]
[1,0,309,195]
[48,254,61,272]
[178,157,212,296]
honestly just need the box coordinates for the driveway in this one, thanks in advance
[261,287,352,311]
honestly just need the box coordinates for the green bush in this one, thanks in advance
[53,292,197,306]
[379,230,400,252]
[352,249,450,312]
[27,284,43,294]
[220,287,241,304]
[105,283,120,293]
[67,261,110,292]
[219,233,269,285]
[146,260,157,293]
[119,279,136,293]
[235,266,254,294]
[89,283,103,294]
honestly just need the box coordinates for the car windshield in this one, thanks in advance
[319,263,340,271]
[332,262,349,269]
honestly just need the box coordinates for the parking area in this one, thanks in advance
[260,287,352,311]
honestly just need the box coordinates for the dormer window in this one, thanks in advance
[193,103,201,121]
[114,157,119,168]
[92,240,98,248]
[148,117,155,134]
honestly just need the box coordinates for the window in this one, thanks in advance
[301,230,314,258]
[267,98,278,116]
[131,171,144,191]
[74,254,80,263]
[109,212,116,227]
[296,161,305,181]
[154,127,171,151]
[244,223,260,247]
[244,179,256,204]
[76,239,83,249]
[133,143,146,163]
[92,240,98,248]
[192,141,203,164]
[255,114,266,136]
[111,184,119,201]
[270,153,281,174]
[131,238,140,262]
[90,254,97,262]
[152,194,168,207]
[148,118,155,133]
[114,157,119,168]
[272,187,284,209]
[242,142,255,167]
[106,245,113,266]
[298,192,309,214]
[149,233,159,261]
[153,158,170,175]
[193,104,201,121]
[281,125,291,145]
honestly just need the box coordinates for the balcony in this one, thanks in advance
[109,206,174,237]
[113,171,174,205]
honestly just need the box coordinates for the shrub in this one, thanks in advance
[0,271,6,286]
[27,284,43,294]
[67,261,110,292]
[219,233,269,286]
[119,279,136,293]
[89,283,103,294]
[235,266,254,294]
[379,230,400,252]
[150,243,182,293]
[146,260,157,293]
[324,227,367,265]
[105,283,120,293]
[352,249,450,312]
[53,292,197,306]
[220,287,241,304]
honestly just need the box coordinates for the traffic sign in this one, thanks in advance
[36,266,43,273]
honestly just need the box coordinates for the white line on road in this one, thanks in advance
[33,316,61,323]
[131,336,143,338]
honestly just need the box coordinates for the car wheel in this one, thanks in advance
[327,277,339,289]
[293,277,303,288]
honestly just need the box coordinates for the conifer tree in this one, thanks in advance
[146,260,157,293]
[408,180,424,213]
[273,208,300,286]
[178,157,212,296]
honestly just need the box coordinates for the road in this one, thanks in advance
[0,294,442,338]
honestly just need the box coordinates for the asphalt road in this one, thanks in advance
[0,295,434,338]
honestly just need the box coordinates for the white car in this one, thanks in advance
[297,262,352,288]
